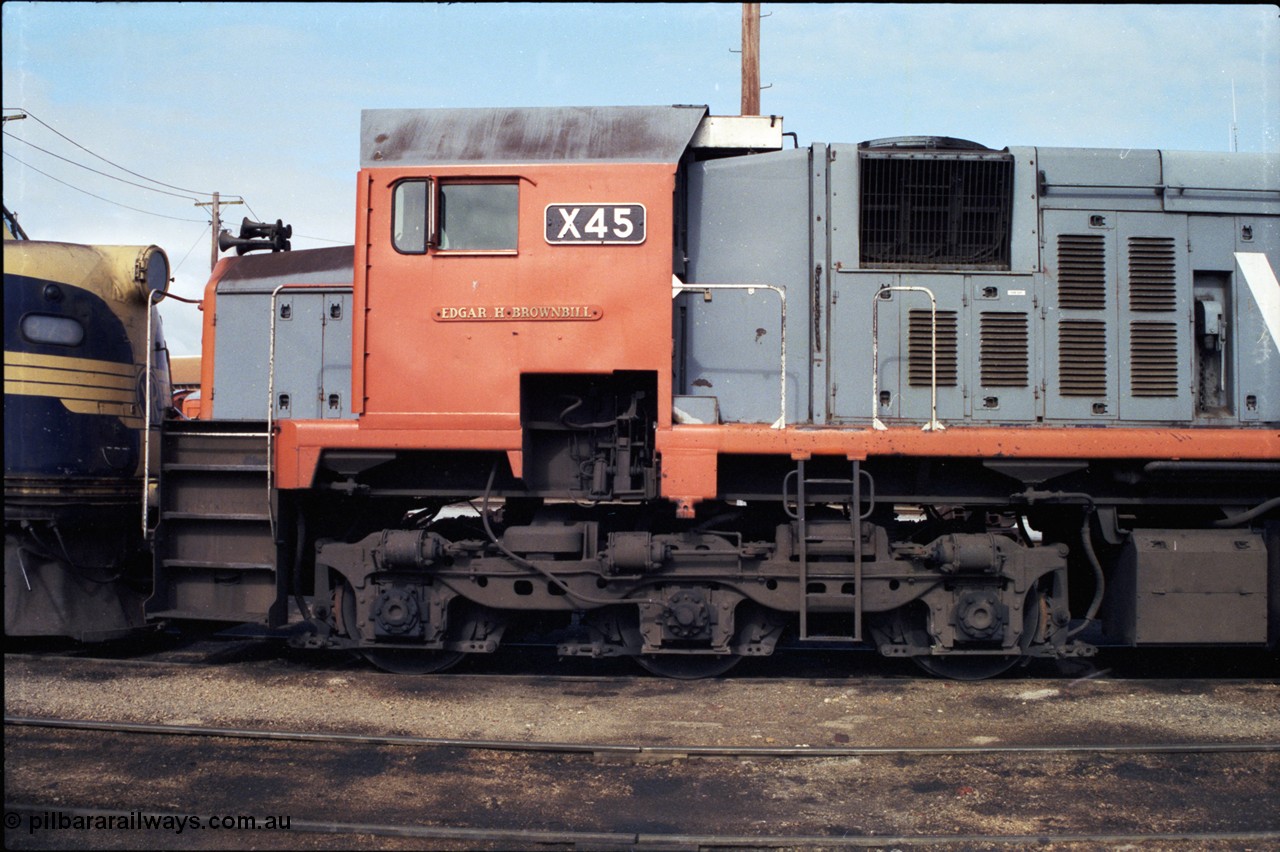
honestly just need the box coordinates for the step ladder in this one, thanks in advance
[148,421,286,626]
[783,457,875,642]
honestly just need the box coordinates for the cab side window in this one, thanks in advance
[392,180,429,254]
[438,183,518,252]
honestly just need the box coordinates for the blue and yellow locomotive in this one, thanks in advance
[4,205,173,640]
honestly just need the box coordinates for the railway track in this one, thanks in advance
[5,801,1279,850]
[6,715,1279,850]
[10,644,1280,685]
[8,714,1280,759]
[7,650,1278,748]
[7,650,1278,849]
[8,630,1279,680]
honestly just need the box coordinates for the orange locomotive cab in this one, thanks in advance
[275,107,716,500]
[356,163,677,429]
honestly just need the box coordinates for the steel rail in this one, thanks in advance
[4,650,1276,683]
[7,648,1278,687]
[8,716,1279,759]
[4,802,1278,849]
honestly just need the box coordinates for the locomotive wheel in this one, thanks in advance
[635,653,741,679]
[360,647,465,675]
[912,654,1020,681]
[912,586,1047,680]
[337,579,495,675]
[360,600,507,674]
[875,589,1041,681]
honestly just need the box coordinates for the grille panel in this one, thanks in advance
[979,312,1029,387]
[1057,234,1107,309]
[907,310,958,387]
[1128,236,1177,311]
[1058,319,1107,397]
[859,153,1013,269]
[1130,321,1179,397]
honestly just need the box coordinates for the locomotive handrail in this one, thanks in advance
[672,277,787,429]
[871,286,945,432]
[142,290,162,540]
[781,467,875,522]
[1037,179,1280,196]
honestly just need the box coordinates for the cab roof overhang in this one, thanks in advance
[360,105,710,167]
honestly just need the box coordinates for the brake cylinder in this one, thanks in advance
[377,530,446,570]
[927,534,1005,573]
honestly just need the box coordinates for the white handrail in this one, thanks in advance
[142,290,163,539]
[871,285,945,432]
[673,276,788,429]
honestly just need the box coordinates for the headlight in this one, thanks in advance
[21,313,86,346]
[134,245,171,296]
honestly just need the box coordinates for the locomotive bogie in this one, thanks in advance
[301,500,1087,676]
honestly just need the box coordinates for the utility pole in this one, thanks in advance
[194,192,243,271]
[209,192,220,272]
[741,3,760,116]
[2,113,30,239]
[1230,80,1239,153]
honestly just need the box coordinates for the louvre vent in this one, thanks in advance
[1128,236,1177,311]
[1130,321,1179,397]
[1057,234,1107,309]
[859,152,1013,269]
[1058,319,1107,397]
[980,312,1029,387]
[908,310,958,387]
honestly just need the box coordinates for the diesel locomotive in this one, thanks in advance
[3,205,173,640]
[11,106,1280,679]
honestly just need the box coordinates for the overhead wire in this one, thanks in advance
[3,107,217,197]
[294,233,349,245]
[4,107,346,246]
[3,130,203,202]
[2,150,207,223]
[2,107,249,226]
[172,222,212,274]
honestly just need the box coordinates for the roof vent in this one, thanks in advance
[859,136,994,151]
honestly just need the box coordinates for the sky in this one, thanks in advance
[3,3,1278,355]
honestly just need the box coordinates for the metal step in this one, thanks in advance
[786,458,873,644]
[161,512,272,522]
[160,559,276,571]
[162,463,269,473]
[148,422,284,626]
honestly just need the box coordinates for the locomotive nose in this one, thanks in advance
[92,245,171,301]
